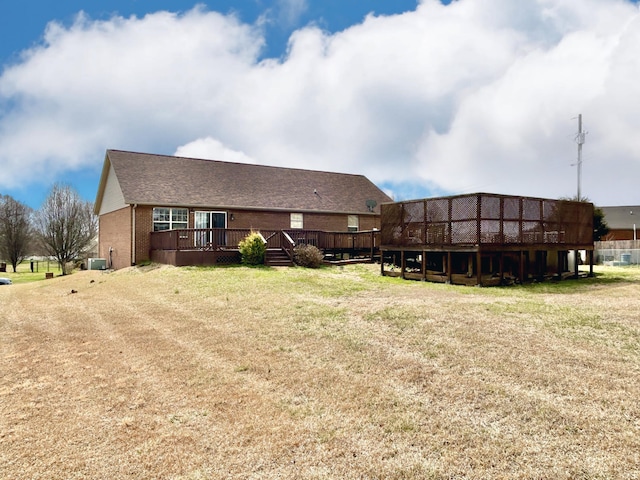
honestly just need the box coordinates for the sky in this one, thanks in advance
[1,0,639,211]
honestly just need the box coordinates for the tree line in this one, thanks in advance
[0,184,97,275]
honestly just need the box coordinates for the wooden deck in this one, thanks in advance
[380,194,595,286]
[149,228,380,267]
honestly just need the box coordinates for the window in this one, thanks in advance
[290,213,304,229]
[348,215,359,232]
[153,207,188,231]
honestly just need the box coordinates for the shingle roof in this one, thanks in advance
[98,150,392,214]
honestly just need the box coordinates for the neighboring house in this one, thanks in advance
[379,193,594,286]
[94,150,393,270]
[600,206,640,240]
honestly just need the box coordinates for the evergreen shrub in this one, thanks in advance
[238,232,266,265]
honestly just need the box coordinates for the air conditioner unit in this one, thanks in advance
[87,258,107,270]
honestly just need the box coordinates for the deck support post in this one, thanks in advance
[370,231,375,261]
[557,251,563,280]
[476,250,482,286]
[446,252,452,284]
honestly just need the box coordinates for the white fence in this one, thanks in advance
[594,240,640,266]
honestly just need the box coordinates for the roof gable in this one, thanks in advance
[94,155,127,215]
[96,150,392,214]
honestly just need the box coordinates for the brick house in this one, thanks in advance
[600,206,640,240]
[94,150,392,269]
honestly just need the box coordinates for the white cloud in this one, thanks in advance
[174,137,256,164]
[255,0,308,38]
[1,0,639,205]
[0,6,263,186]
[277,0,308,28]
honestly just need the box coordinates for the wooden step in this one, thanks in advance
[265,249,293,266]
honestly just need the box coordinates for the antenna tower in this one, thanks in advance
[575,114,586,200]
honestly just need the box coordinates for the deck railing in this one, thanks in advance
[150,228,380,255]
[380,193,594,249]
[150,228,265,251]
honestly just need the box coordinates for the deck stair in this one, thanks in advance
[265,248,294,267]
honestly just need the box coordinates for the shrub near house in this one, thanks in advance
[238,232,266,265]
[294,244,324,268]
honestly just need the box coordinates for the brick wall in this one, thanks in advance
[99,205,158,268]
[102,205,382,270]
[229,210,380,231]
[134,206,154,265]
[304,213,348,231]
[99,206,132,270]
[230,210,290,230]
[359,215,380,231]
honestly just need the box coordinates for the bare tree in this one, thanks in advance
[34,184,98,275]
[0,195,33,272]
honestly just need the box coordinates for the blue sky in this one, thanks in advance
[1,0,639,210]
[1,1,425,64]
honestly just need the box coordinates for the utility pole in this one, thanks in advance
[575,114,586,200]
[573,114,587,279]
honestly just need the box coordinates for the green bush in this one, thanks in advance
[238,232,266,265]
[294,244,324,268]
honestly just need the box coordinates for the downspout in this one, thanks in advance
[132,204,137,266]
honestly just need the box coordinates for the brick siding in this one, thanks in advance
[98,207,132,270]
[133,205,154,265]
[101,205,381,269]
[229,210,380,231]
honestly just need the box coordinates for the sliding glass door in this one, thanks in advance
[195,211,227,248]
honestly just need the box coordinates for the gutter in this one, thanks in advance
[125,202,382,216]
[132,203,137,266]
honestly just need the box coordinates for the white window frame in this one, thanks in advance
[153,207,189,232]
[290,213,304,229]
[194,211,227,247]
[348,215,359,232]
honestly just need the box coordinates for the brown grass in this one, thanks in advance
[1,264,639,479]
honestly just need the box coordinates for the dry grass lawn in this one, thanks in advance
[1,263,639,479]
